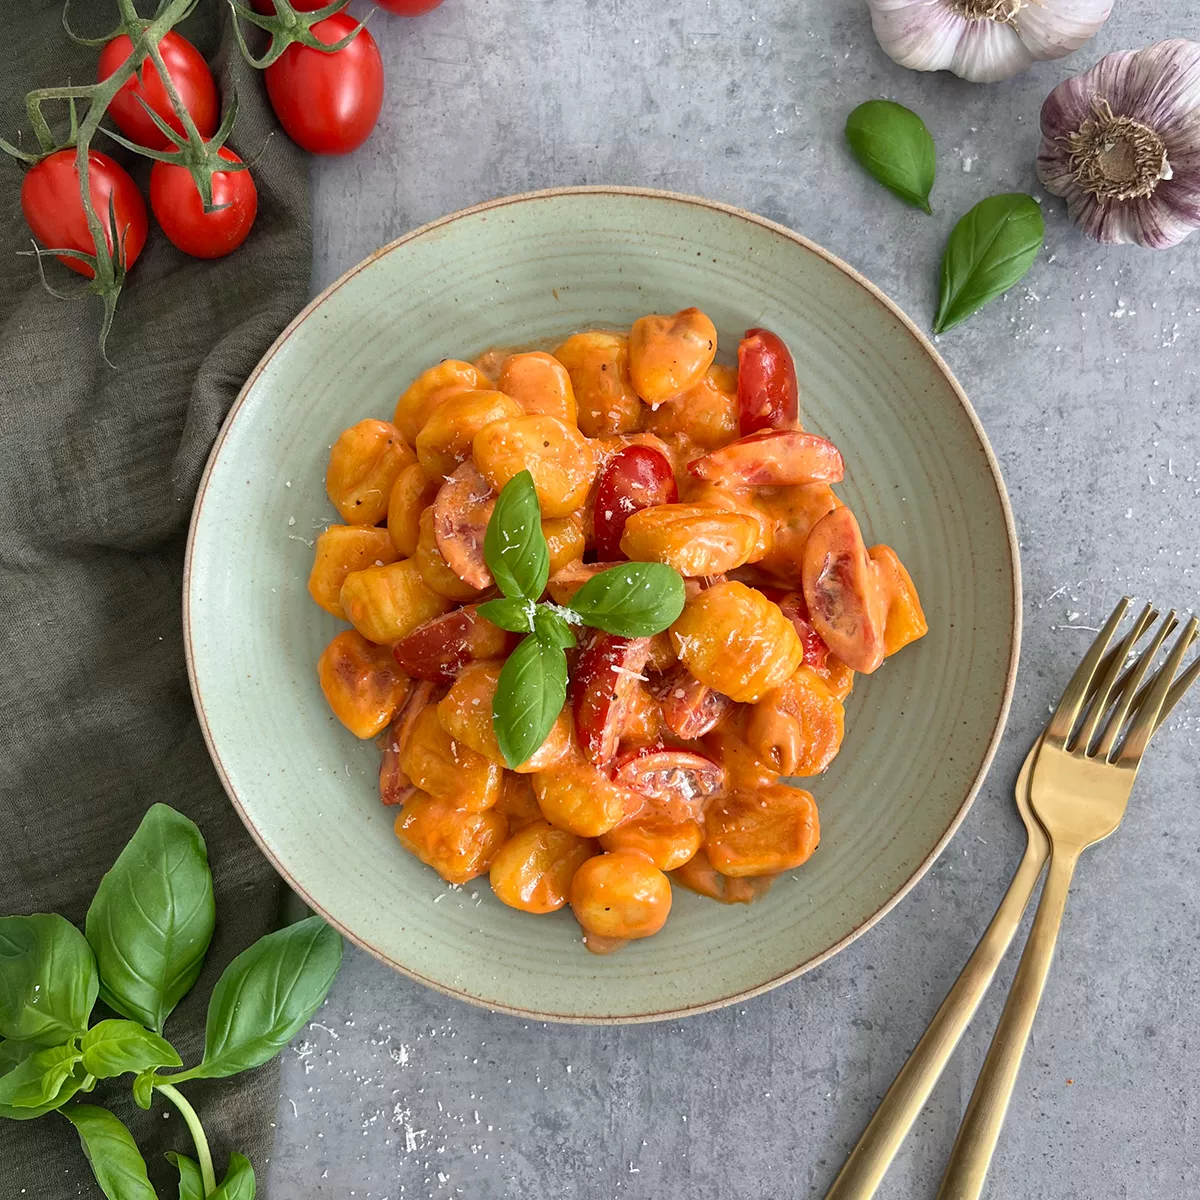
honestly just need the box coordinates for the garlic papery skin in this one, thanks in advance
[1037,40,1200,249]
[868,0,1114,84]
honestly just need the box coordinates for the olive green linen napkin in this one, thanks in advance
[0,4,310,1195]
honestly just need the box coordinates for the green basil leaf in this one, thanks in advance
[210,1152,257,1200]
[0,1039,81,1108]
[166,1151,206,1200]
[81,1020,181,1080]
[0,914,97,1046]
[63,1105,157,1200]
[491,635,568,769]
[845,99,936,214]
[131,1068,157,1111]
[567,562,686,637]
[534,607,577,650]
[484,471,549,600]
[0,1061,89,1120]
[477,596,536,634]
[934,193,1045,334]
[170,917,342,1082]
[86,803,216,1034]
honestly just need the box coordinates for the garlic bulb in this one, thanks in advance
[1037,40,1200,248]
[868,0,1113,84]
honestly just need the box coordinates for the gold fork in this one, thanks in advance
[825,601,1200,1200]
[937,600,1200,1199]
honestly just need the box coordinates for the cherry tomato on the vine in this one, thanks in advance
[97,32,218,151]
[264,14,384,155]
[20,149,148,278]
[150,146,258,259]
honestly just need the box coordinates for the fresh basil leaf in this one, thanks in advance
[934,193,1044,334]
[477,596,536,634]
[491,635,568,769]
[845,99,936,214]
[166,1151,206,1200]
[0,1040,81,1108]
[0,914,97,1046]
[0,1060,89,1121]
[169,917,342,1082]
[86,803,216,1034]
[63,1105,158,1200]
[567,562,686,637]
[80,1020,181,1080]
[210,1152,257,1200]
[131,1068,157,1111]
[534,607,577,650]
[484,471,550,600]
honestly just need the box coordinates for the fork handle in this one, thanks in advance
[823,838,1047,1200]
[936,847,1080,1200]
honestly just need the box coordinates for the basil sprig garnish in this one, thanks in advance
[485,471,685,767]
[0,804,343,1198]
[935,193,1044,334]
[845,99,936,214]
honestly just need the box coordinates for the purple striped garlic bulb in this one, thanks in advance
[867,0,1113,84]
[1037,40,1200,249]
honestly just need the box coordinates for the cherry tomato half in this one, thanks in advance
[264,14,384,155]
[97,32,218,151]
[737,328,799,435]
[592,444,679,560]
[20,149,148,278]
[572,633,652,769]
[150,146,257,259]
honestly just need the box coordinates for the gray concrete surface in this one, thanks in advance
[269,2,1200,1196]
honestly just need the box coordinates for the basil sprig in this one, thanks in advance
[845,99,936,214]
[0,804,343,1199]
[484,472,685,767]
[934,193,1044,333]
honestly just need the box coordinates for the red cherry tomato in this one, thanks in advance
[374,0,446,12]
[612,748,727,824]
[392,605,515,681]
[97,32,218,151]
[20,149,147,279]
[572,633,652,769]
[592,445,679,560]
[737,328,799,435]
[264,14,384,155]
[801,507,887,674]
[656,667,733,740]
[776,591,831,671]
[150,147,257,259]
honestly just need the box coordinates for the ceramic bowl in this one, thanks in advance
[185,187,1020,1023]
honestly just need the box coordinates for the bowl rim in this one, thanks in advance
[183,185,1022,1024]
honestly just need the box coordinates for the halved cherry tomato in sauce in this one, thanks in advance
[801,507,887,674]
[432,461,495,590]
[378,679,446,805]
[572,633,652,768]
[687,431,843,487]
[656,667,734,740]
[392,605,514,681]
[737,328,799,435]
[612,747,727,824]
[592,444,679,561]
[776,591,831,671]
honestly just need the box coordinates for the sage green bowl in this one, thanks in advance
[184,187,1020,1023]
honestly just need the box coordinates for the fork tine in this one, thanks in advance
[1115,616,1200,767]
[1122,623,1199,726]
[1044,597,1131,748]
[1093,609,1175,760]
[1073,603,1158,752]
